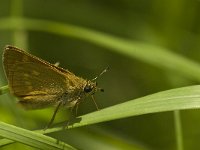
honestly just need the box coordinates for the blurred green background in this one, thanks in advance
[1,0,200,149]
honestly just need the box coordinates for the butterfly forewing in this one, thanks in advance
[3,46,72,109]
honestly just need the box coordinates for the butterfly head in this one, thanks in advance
[83,80,104,96]
[83,67,109,96]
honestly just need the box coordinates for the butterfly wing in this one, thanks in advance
[3,45,72,109]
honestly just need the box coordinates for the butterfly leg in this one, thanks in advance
[44,101,62,130]
[63,98,81,129]
[91,95,100,110]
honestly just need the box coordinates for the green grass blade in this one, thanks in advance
[46,85,200,133]
[1,17,200,81]
[0,85,9,95]
[0,122,76,150]
[1,85,200,147]
[0,138,13,147]
[174,111,184,150]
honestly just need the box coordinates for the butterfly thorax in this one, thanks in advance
[62,74,97,108]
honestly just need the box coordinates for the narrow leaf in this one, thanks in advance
[0,122,76,150]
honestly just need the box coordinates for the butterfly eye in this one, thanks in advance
[84,85,93,93]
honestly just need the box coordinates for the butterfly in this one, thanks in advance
[3,45,108,128]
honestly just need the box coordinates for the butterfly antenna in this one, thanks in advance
[92,66,109,81]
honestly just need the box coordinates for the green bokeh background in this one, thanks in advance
[1,0,200,149]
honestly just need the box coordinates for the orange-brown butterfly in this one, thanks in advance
[3,45,108,129]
